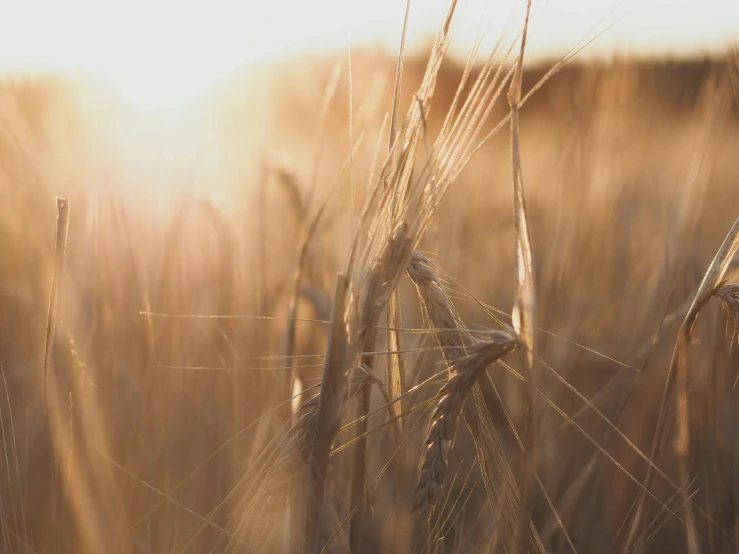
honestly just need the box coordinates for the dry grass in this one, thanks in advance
[1,6,739,554]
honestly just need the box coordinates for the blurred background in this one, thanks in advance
[1,1,739,553]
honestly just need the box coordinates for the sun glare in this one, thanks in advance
[0,0,738,113]
[101,61,223,114]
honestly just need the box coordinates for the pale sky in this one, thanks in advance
[0,0,737,107]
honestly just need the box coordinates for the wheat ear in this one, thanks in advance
[415,331,518,511]
[408,253,531,548]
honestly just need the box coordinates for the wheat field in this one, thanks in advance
[1,4,739,554]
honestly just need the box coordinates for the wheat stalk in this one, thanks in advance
[382,0,413,459]
[625,216,739,554]
[507,3,541,553]
[302,273,350,553]
[43,197,70,469]
[349,327,377,554]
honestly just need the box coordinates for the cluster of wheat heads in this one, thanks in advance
[215,4,739,554]
[225,2,549,553]
[27,7,739,554]
[24,11,739,554]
